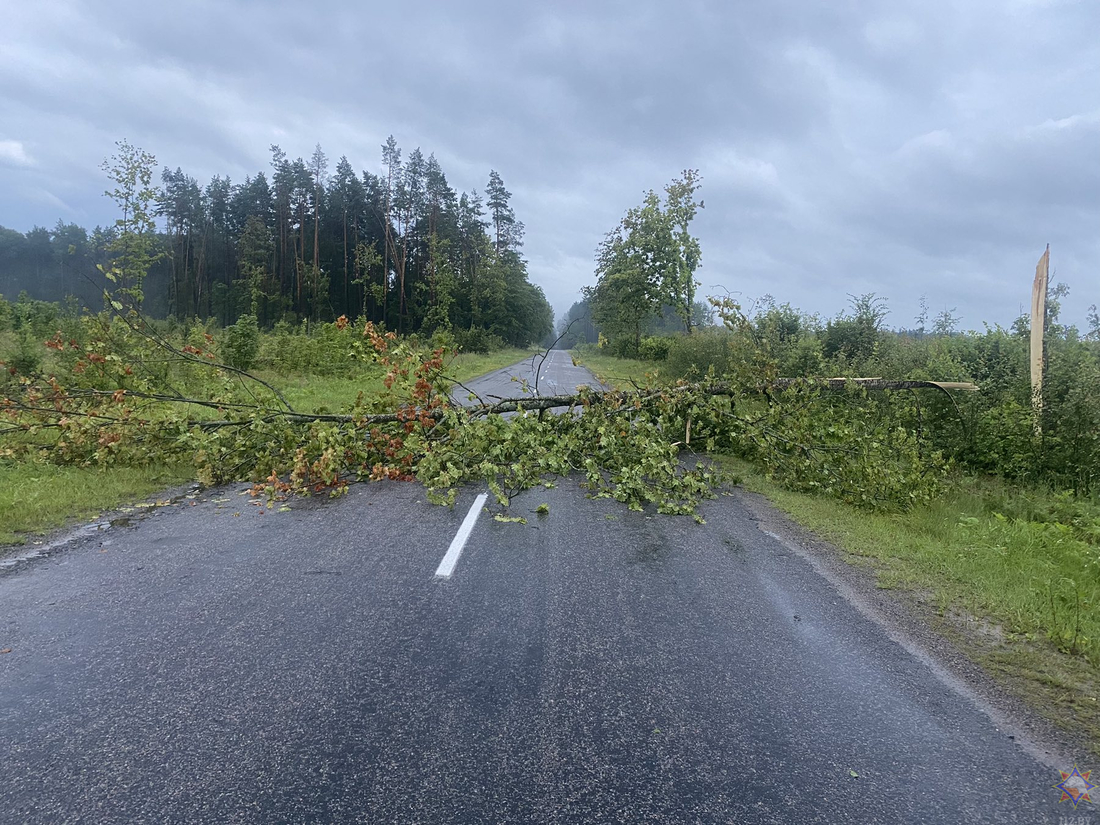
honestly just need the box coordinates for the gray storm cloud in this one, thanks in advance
[1,0,1097,328]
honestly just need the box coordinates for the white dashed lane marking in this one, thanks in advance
[434,493,488,578]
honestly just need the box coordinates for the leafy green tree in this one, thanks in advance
[237,216,276,323]
[662,170,703,333]
[586,192,669,351]
[932,307,960,337]
[101,140,160,308]
[352,240,384,318]
[821,293,889,364]
[486,170,524,253]
[587,171,704,351]
[224,314,260,370]
[585,232,660,354]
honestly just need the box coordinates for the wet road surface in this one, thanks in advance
[452,349,607,406]
[0,356,1083,823]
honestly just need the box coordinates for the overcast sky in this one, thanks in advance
[2,0,1097,330]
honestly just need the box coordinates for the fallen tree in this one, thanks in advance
[15,377,971,429]
[2,311,975,517]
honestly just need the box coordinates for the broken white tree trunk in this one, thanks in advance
[1031,245,1049,433]
[189,378,978,429]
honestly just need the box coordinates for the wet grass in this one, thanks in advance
[0,462,193,547]
[449,348,540,384]
[257,347,537,413]
[568,349,659,389]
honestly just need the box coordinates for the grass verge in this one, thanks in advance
[258,348,538,413]
[450,348,540,385]
[718,454,1100,756]
[0,462,193,546]
[568,348,658,389]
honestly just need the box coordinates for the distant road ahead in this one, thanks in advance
[453,349,607,405]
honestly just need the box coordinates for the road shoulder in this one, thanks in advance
[734,484,1097,766]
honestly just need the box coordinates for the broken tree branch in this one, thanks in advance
[177,377,978,429]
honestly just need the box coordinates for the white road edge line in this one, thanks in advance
[434,493,488,578]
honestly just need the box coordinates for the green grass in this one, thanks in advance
[258,369,385,413]
[569,348,660,389]
[0,462,193,546]
[257,347,537,413]
[719,455,1100,753]
[450,348,540,384]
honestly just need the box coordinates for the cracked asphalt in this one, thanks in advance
[0,354,1086,823]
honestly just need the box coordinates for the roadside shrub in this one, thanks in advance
[968,399,1037,480]
[258,319,360,375]
[430,328,457,354]
[665,328,734,378]
[638,336,672,361]
[778,335,824,377]
[11,293,60,340]
[454,327,506,354]
[606,336,639,359]
[224,314,260,371]
[4,330,43,376]
[821,317,880,363]
[749,386,949,509]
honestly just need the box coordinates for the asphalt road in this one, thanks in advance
[453,349,607,406]
[0,355,1086,823]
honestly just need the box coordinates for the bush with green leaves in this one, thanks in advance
[453,326,506,354]
[637,335,672,361]
[604,335,640,358]
[223,314,260,371]
[5,331,43,376]
[11,293,60,340]
[258,319,361,375]
[664,328,734,378]
[740,385,949,508]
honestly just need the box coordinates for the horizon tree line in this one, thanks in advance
[0,138,554,347]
